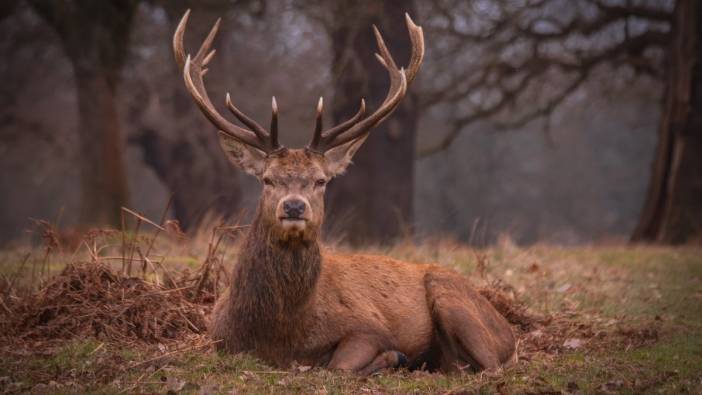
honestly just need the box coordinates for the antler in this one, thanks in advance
[173,10,282,153]
[307,13,424,153]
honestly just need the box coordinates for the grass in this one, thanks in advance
[1,236,701,394]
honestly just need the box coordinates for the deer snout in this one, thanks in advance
[283,199,306,219]
[277,195,311,221]
[277,195,311,235]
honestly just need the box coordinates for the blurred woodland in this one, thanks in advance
[1,0,699,246]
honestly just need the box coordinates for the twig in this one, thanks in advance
[144,194,173,259]
[81,240,99,263]
[88,342,105,355]
[194,225,225,300]
[176,308,200,332]
[154,258,178,289]
[127,218,142,277]
[136,247,161,286]
[121,207,167,232]
[193,223,244,299]
[135,286,194,299]
[469,218,481,247]
[41,246,51,280]
[8,252,31,289]
[94,255,166,261]
[30,250,36,290]
[121,209,127,274]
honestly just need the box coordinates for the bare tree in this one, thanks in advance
[29,0,138,227]
[632,0,702,243]
[418,0,701,243]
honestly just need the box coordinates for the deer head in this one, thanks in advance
[174,10,424,243]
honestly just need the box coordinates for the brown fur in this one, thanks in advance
[210,150,516,373]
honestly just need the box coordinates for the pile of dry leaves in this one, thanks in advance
[2,262,208,344]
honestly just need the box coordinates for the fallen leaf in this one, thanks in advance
[563,338,583,349]
[557,283,572,293]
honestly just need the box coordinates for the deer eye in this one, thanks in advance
[263,177,274,186]
[315,179,327,187]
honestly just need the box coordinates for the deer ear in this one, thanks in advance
[218,131,267,178]
[323,135,368,177]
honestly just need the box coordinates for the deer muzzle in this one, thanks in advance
[277,195,311,233]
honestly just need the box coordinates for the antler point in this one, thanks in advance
[405,13,415,26]
[374,53,387,66]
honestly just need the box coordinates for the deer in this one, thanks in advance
[173,10,516,375]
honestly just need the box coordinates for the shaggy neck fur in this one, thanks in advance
[229,209,322,355]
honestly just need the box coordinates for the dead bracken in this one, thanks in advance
[4,262,208,344]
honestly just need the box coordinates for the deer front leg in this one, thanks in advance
[327,336,407,375]
[327,337,380,372]
[357,350,408,376]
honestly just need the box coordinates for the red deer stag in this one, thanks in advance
[174,10,516,374]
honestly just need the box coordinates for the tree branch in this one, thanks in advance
[416,0,671,158]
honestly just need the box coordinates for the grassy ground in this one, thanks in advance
[1,235,701,394]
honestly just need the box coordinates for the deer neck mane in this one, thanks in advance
[230,209,322,338]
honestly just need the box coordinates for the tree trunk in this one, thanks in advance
[325,0,418,245]
[30,0,136,227]
[632,0,702,243]
[74,66,129,226]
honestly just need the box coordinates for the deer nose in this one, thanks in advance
[283,199,306,219]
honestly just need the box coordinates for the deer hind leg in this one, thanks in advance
[424,270,516,372]
[327,336,407,375]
